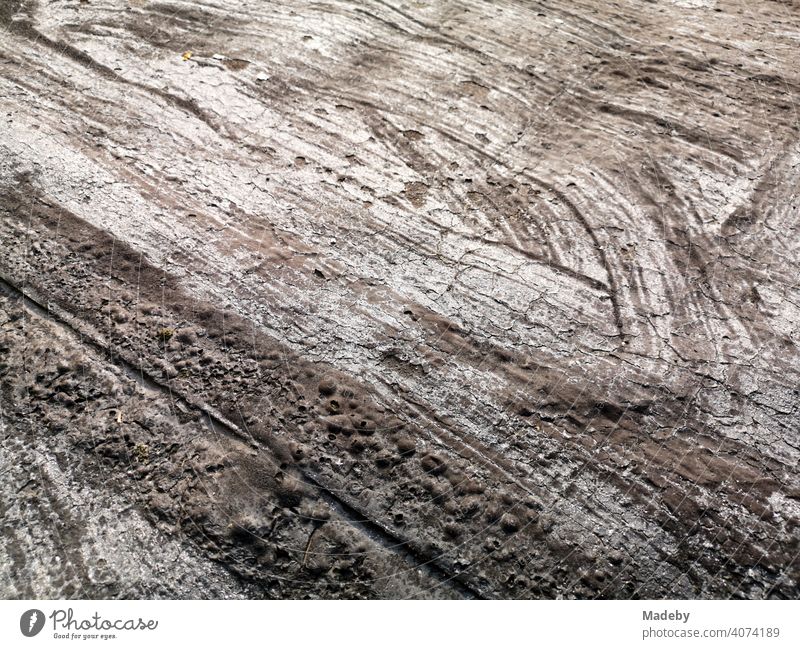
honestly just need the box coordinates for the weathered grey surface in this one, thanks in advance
[1,0,799,598]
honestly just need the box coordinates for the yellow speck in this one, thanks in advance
[182,51,193,61]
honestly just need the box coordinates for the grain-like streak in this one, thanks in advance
[5,17,229,138]
[328,92,627,335]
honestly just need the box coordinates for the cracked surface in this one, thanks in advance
[1,0,799,598]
